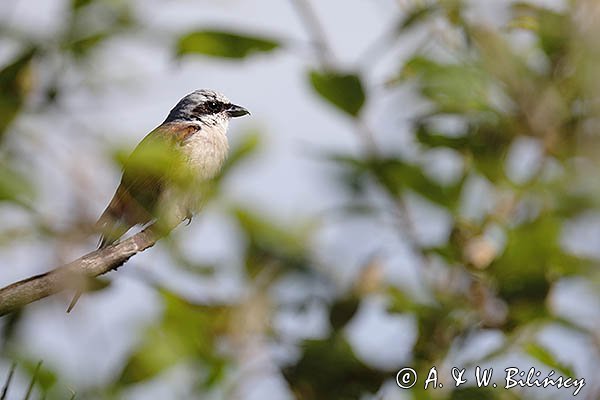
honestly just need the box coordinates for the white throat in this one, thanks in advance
[180,120,229,180]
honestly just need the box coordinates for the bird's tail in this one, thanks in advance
[96,186,137,249]
[96,212,129,249]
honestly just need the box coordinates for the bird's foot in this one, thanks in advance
[184,213,193,226]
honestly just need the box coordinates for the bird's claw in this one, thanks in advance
[184,213,193,226]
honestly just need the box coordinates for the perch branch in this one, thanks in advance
[0,228,160,316]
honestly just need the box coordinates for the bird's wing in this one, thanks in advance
[96,122,201,248]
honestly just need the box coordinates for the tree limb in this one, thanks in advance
[0,228,160,316]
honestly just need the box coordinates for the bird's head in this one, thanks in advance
[164,89,250,127]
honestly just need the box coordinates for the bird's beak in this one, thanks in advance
[227,104,250,118]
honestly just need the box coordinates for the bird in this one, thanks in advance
[67,89,250,312]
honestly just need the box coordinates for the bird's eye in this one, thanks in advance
[206,101,221,112]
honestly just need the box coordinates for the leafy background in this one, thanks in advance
[0,0,599,399]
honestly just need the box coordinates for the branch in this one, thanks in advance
[289,0,336,67]
[0,228,160,316]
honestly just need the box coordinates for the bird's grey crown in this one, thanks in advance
[164,89,232,123]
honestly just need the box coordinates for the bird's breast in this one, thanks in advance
[179,125,229,179]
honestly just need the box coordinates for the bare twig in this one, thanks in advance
[23,361,41,400]
[355,119,381,158]
[0,228,160,316]
[289,0,336,67]
[0,363,16,400]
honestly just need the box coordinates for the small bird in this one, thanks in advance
[67,89,249,312]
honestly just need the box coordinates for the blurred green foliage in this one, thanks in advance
[118,291,230,387]
[309,70,365,117]
[0,49,34,139]
[177,30,280,59]
[0,0,599,399]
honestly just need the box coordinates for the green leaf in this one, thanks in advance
[398,57,491,113]
[416,123,469,150]
[330,155,462,210]
[415,118,514,182]
[0,49,35,139]
[71,0,93,10]
[309,70,366,117]
[376,159,462,208]
[491,219,553,303]
[397,5,437,32]
[512,3,570,63]
[70,32,108,57]
[0,162,33,204]
[329,296,360,330]
[119,290,230,385]
[232,207,312,277]
[525,342,574,377]
[490,214,583,328]
[21,360,57,393]
[177,30,279,59]
[283,336,386,399]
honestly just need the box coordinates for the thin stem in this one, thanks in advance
[355,119,381,157]
[0,363,16,400]
[23,361,41,400]
[356,118,432,283]
[356,24,400,73]
[289,0,336,67]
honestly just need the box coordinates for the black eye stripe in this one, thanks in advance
[209,101,222,112]
[193,101,227,115]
